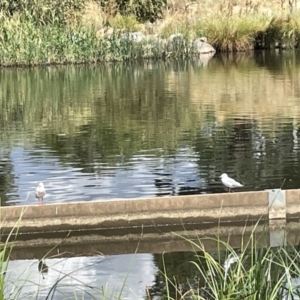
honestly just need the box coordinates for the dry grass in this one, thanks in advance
[150,0,300,51]
[80,1,144,33]
[108,13,143,31]
[163,0,300,19]
[80,1,106,30]
[157,0,300,30]
[0,0,300,65]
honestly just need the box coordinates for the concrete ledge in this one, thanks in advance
[286,189,300,218]
[8,221,268,260]
[2,189,300,235]
[1,191,269,234]
[2,189,300,260]
[6,220,300,261]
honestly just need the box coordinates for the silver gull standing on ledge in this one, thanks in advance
[35,182,46,205]
[220,173,243,193]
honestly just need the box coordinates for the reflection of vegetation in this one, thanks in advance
[149,251,202,299]
[194,117,300,191]
[0,62,200,168]
[2,54,300,196]
[0,150,14,206]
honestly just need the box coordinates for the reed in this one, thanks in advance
[0,208,26,299]
[194,15,269,52]
[263,14,300,48]
[151,224,300,300]
[0,0,300,65]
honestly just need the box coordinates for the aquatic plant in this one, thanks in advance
[196,15,269,52]
[0,208,25,299]
[0,0,299,65]
[263,14,300,49]
[150,223,300,300]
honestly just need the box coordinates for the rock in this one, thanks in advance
[106,27,114,37]
[122,31,145,42]
[193,38,216,54]
[169,33,184,44]
[96,28,105,39]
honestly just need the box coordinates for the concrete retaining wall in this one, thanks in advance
[1,189,300,235]
[8,221,269,260]
[2,189,293,234]
[7,220,299,261]
[286,189,300,217]
[2,189,299,260]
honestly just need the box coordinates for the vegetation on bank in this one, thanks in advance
[0,0,300,65]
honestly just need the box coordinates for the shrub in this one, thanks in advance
[195,15,268,52]
[0,0,85,25]
[98,0,166,22]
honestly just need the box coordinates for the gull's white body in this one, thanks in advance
[220,173,243,192]
[35,182,46,204]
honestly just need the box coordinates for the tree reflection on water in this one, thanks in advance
[1,53,300,205]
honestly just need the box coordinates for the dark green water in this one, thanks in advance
[3,50,300,297]
[2,50,300,205]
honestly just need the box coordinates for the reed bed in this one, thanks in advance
[0,0,300,66]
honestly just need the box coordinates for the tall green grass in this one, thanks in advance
[0,1,300,65]
[153,225,300,300]
[0,15,101,66]
[0,207,26,299]
[195,15,269,52]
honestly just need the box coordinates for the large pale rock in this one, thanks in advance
[193,37,216,54]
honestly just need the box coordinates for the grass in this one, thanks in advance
[151,223,300,300]
[0,208,26,299]
[0,0,300,66]
[196,15,269,52]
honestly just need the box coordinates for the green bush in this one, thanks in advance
[98,0,166,22]
[0,0,85,25]
[108,14,142,31]
[263,15,300,49]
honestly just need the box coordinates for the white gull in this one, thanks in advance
[35,182,46,205]
[220,173,243,193]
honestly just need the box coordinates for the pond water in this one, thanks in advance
[2,50,300,298]
[4,230,300,300]
[5,254,157,299]
[1,50,300,205]
[7,252,219,300]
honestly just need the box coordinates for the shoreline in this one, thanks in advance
[1,0,300,67]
